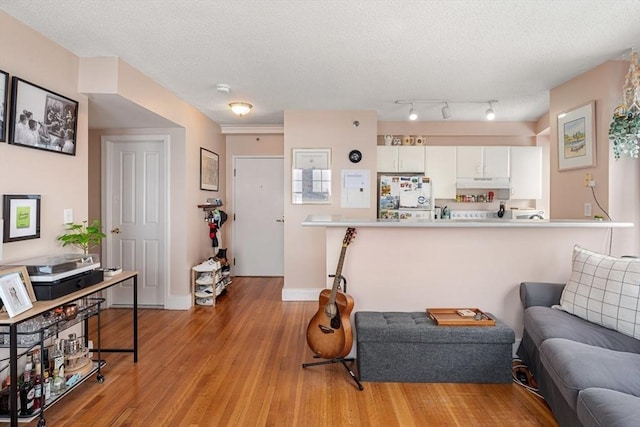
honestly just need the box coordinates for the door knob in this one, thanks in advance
[276,218,284,223]
[111,227,121,234]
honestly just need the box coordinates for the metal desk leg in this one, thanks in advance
[133,274,138,363]
[9,324,17,427]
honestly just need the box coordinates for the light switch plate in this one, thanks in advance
[64,209,74,224]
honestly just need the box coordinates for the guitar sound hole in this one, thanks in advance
[318,325,334,334]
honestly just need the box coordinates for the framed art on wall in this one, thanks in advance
[0,69,8,143]
[200,148,219,191]
[557,101,596,171]
[2,194,41,242]
[8,76,78,156]
[291,148,332,204]
[0,267,35,317]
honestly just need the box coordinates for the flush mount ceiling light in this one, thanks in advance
[229,102,252,116]
[395,99,498,121]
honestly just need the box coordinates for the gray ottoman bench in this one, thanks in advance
[355,312,515,383]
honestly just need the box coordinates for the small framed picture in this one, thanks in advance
[557,101,596,171]
[0,267,35,317]
[0,69,8,142]
[2,194,41,243]
[200,148,219,191]
[8,76,78,156]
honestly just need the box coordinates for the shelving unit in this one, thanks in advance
[191,261,231,306]
[0,271,139,427]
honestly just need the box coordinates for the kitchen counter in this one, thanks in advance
[302,215,633,228]
[301,215,635,353]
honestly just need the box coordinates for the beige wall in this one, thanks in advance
[80,57,225,307]
[0,11,88,262]
[283,111,377,297]
[0,12,224,307]
[549,60,639,255]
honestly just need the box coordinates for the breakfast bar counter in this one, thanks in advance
[302,215,633,228]
[302,215,634,354]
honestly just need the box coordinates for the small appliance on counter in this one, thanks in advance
[4,254,104,300]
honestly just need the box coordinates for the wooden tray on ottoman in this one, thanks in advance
[427,308,496,326]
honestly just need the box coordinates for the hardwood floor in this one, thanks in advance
[26,277,558,426]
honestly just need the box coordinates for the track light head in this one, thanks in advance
[408,103,418,121]
[441,103,451,119]
[485,102,496,120]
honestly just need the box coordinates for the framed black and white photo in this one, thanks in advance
[0,267,35,317]
[8,77,78,156]
[2,194,41,243]
[557,101,596,171]
[200,148,219,191]
[0,69,8,142]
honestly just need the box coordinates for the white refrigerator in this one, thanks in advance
[378,175,433,220]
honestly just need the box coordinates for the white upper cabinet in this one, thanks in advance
[377,146,425,172]
[456,146,509,178]
[510,146,542,199]
[425,146,456,199]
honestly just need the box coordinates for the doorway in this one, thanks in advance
[233,156,284,276]
[102,135,168,307]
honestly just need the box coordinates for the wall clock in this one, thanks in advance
[348,149,362,163]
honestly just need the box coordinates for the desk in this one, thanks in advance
[0,271,138,426]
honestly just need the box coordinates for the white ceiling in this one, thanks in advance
[1,0,639,127]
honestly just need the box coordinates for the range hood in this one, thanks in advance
[456,177,510,189]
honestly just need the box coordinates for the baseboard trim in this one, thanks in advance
[282,288,322,301]
[165,294,192,310]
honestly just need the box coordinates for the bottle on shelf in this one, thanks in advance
[20,358,34,416]
[0,376,11,415]
[50,368,66,398]
[43,371,51,404]
[52,339,64,373]
[33,373,42,410]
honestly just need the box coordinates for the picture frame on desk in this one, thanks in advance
[0,266,36,317]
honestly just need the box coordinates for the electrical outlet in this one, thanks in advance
[584,173,592,187]
[584,202,592,217]
[588,179,596,187]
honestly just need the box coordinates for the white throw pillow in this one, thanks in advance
[560,245,640,339]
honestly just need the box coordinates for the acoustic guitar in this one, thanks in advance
[306,227,356,359]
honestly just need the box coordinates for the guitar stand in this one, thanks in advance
[302,356,364,391]
[302,275,364,391]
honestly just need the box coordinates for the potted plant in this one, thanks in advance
[56,220,107,257]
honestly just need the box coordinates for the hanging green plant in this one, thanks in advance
[57,220,107,254]
[609,106,640,159]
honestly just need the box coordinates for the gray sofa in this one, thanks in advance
[517,282,640,427]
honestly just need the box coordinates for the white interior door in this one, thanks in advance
[103,135,167,306]
[233,157,284,276]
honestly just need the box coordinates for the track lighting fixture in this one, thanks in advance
[485,102,496,120]
[408,103,418,121]
[441,102,451,119]
[395,99,498,121]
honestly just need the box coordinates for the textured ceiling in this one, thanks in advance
[1,0,639,127]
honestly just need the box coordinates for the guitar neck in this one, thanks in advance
[328,245,348,302]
